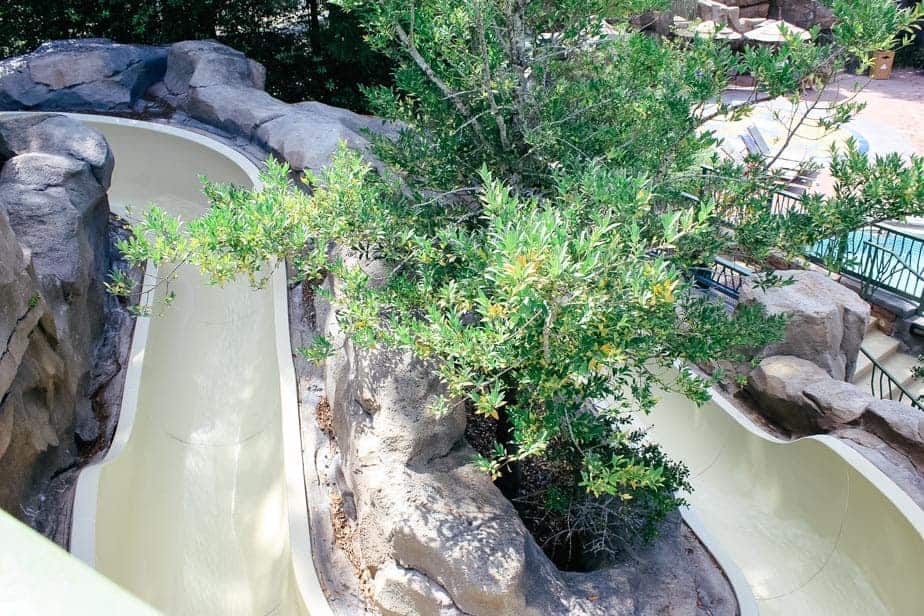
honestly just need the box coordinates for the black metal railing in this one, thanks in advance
[690,257,753,301]
[808,224,924,312]
[860,347,923,410]
[770,189,805,216]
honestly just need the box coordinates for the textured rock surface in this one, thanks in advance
[2,37,738,609]
[802,378,876,432]
[747,356,830,433]
[836,399,924,510]
[0,39,166,112]
[836,427,924,508]
[767,0,835,29]
[861,399,924,457]
[739,270,870,381]
[152,40,394,173]
[3,38,394,174]
[315,266,737,616]
[0,113,133,539]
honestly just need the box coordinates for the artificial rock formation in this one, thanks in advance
[766,0,835,29]
[738,269,870,381]
[2,39,394,176]
[1,38,739,611]
[150,40,392,174]
[0,113,130,537]
[747,356,875,433]
[0,39,166,112]
[746,354,924,505]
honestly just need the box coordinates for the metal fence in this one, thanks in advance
[807,223,924,312]
[859,347,923,410]
[690,257,752,301]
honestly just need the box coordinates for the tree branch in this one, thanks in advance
[393,22,490,150]
[474,0,511,151]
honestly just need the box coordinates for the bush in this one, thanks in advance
[896,1,924,68]
[117,0,924,566]
[0,1,391,111]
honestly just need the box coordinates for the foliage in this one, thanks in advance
[825,0,924,55]
[896,1,924,68]
[117,0,924,564]
[0,1,391,111]
[120,149,785,562]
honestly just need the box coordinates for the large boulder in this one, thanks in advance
[0,114,114,526]
[188,86,291,140]
[153,41,393,172]
[748,356,830,432]
[748,355,877,434]
[738,270,870,381]
[861,399,924,459]
[802,377,876,432]
[162,40,266,102]
[0,39,166,112]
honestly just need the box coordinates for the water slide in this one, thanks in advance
[3,112,922,615]
[39,114,333,616]
[641,385,924,616]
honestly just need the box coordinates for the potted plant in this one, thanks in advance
[829,0,924,80]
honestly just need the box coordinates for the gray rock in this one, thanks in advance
[163,40,266,102]
[861,399,924,455]
[0,152,108,294]
[188,85,290,139]
[0,113,117,528]
[292,100,401,140]
[0,114,114,186]
[373,562,464,616]
[255,111,369,173]
[803,378,875,431]
[767,0,835,29]
[747,355,830,433]
[738,269,870,380]
[0,39,166,112]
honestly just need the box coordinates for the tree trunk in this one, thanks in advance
[308,0,321,50]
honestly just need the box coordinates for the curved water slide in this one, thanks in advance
[642,385,924,616]
[21,114,335,616]
[4,112,921,615]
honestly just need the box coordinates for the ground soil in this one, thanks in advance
[808,68,924,194]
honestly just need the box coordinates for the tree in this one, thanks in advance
[117,0,924,565]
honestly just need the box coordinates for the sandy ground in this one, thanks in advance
[808,68,924,195]
[828,68,924,158]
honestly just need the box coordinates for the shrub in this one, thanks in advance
[117,0,924,565]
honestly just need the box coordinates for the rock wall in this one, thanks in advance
[0,39,166,113]
[0,113,132,539]
[746,354,924,506]
[738,269,870,381]
[766,0,835,29]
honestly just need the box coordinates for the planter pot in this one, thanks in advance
[871,50,896,80]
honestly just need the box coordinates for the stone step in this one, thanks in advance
[881,351,918,388]
[853,330,901,384]
[905,377,924,400]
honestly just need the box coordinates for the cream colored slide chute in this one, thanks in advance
[51,114,332,616]
[642,386,924,616]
